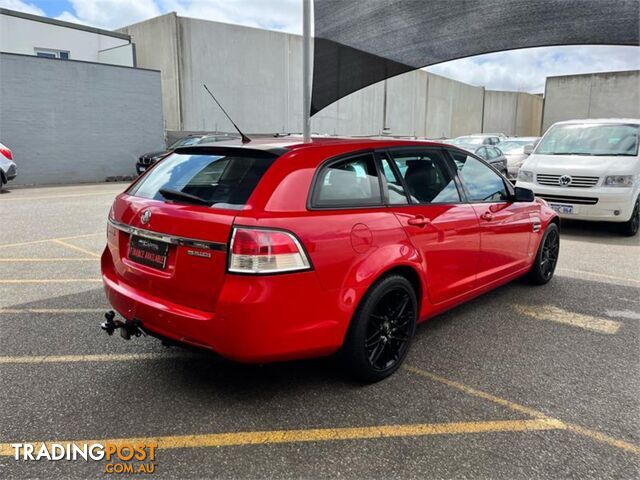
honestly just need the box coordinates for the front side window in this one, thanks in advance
[449,151,508,202]
[129,149,277,209]
[536,123,639,156]
[313,153,381,207]
[390,150,460,204]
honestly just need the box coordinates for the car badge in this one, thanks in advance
[140,209,152,225]
[559,175,572,187]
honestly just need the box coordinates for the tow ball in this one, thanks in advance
[101,311,145,340]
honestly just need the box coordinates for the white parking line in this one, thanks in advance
[513,304,621,334]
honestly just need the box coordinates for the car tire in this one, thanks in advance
[341,274,417,383]
[620,197,639,237]
[527,223,560,285]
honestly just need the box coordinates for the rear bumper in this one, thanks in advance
[101,247,349,362]
[517,181,638,222]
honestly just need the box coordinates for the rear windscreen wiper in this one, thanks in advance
[158,188,211,206]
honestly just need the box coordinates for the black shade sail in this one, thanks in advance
[311,0,640,115]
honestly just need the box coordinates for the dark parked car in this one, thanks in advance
[454,144,508,176]
[136,134,237,175]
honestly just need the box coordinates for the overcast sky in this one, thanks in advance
[4,0,639,93]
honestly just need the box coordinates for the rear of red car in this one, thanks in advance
[102,145,340,361]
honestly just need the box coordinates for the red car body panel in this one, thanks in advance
[102,138,558,362]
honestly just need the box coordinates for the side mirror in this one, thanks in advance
[513,186,535,202]
[523,144,534,155]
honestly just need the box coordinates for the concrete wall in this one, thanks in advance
[482,90,543,136]
[543,71,640,131]
[0,11,133,66]
[122,14,543,139]
[119,13,182,131]
[0,53,164,185]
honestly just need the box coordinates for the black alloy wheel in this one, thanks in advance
[621,197,639,236]
[342,275,417,382]
[528,223,560,285]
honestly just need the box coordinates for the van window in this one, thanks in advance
[313,153,382,207]
[536,123,639,156]
[129,149,277,209]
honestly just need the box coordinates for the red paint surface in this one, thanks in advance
[102,138,557,362]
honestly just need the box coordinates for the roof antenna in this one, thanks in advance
[203,84,251,144]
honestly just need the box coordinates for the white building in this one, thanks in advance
[0,7,135,66]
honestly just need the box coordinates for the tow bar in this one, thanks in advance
[101,311,145,340]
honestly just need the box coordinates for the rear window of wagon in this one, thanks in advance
[129,147,278,209]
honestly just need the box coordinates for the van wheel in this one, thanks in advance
[528,223,559,285]
[620,197,639,237]
[342,275,417,383]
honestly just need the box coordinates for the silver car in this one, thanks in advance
[0,142,16,186]
[498,137,540,181]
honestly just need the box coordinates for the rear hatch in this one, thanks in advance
[107,146,278,312]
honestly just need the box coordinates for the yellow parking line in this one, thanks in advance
[0,279,101,284]
[0,352,187,365]
[513,304,621,334]
[0,233,102,249]
[52,239,101,258]
[0,258,96,262]
[557,268,640,285]
[404,365,640,455]
[0,308,106,314]
[0,418,563,456]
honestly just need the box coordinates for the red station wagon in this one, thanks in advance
[102,137,560,381]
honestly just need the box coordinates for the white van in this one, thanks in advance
[517,119,639,236]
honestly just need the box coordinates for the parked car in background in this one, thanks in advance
[136,134,238,175]
[453,143,508,176]
[449,134,502,146]
[498,137,540,181]
[517,119,639,236]
[102,137,558,382]
[0,142,16,186]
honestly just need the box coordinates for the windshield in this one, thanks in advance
[499,140,530,154]
[452,137,484,146]
[168,136,204,149]
[129,149,277,209]
[536,123,639,156]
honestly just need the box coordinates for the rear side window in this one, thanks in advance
[312,153,381,208]
[389,150,460,204]
[129,149,277,209]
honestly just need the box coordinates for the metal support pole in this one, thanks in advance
[302,0,312,141]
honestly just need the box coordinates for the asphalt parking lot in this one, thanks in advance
[0,183,638,479]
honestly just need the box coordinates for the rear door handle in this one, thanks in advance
[480,211,494,221]
[408,216,431,227]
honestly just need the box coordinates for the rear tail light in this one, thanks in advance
[0,146,12,160]
[228,227,311,274]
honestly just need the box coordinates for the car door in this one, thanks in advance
[446,149,533,285]
[380,148,481,304]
